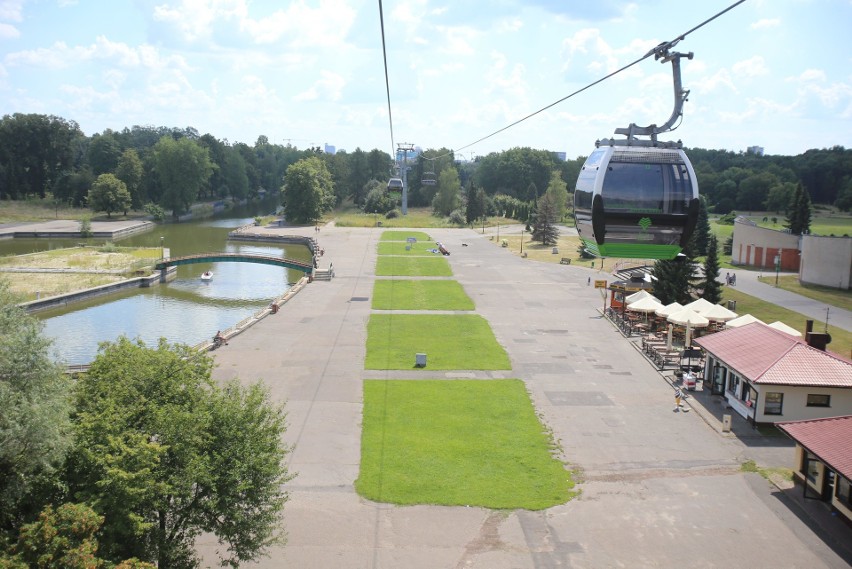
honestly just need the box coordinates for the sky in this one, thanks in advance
[1,0,850,160]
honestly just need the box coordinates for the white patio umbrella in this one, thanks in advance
[667,308,710,328]
[702,303,739,322]
[683,298,715,315]
[725,314,764,329]
[768,321,803,337]
[666,323,673,349]
[655,302,684,318]
[627,296,665,313]
[625,290,659,305]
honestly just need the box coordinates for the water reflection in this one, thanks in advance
[8,199,313,365]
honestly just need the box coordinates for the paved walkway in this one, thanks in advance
[196,225,851,569]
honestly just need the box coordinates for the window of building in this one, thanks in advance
[838,477,852,507]
[804,453,820,484]
[764,392,783,415]
[806,394,831,407]
[727,373,739,395]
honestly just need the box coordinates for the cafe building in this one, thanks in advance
[693,322,852,425]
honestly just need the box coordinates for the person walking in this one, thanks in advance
[674,387,683,412]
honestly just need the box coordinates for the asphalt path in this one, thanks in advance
[196,224,851,569]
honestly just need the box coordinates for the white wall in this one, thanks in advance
[751,384,852,423]
[800,234,852,290]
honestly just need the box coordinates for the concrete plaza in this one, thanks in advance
[198,224,851,569]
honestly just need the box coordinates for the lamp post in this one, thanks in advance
[520,229,524,255]
[496,223,500,243]
[774,248,781,287]
[160,236,164,260]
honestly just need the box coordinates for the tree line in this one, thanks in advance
[2,113,850,224]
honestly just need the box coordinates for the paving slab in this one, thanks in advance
[197,225,852,569]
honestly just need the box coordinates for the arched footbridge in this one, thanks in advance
[155,253,314,273]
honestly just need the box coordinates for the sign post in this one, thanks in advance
[595,280,607,314]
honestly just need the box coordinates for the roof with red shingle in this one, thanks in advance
[777,416,852,481]
[694,322,852,388]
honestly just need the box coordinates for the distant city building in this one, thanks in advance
[746,145,764,156]
[552,152,567,161]
[324,144,336,155]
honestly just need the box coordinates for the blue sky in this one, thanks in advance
[1,0,850,159]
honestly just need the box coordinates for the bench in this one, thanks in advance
[560,257,571,265]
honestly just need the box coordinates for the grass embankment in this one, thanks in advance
[365,313,510,370]
[333,206,462,228]
[372,280,474,311]
[356,379,575,509]
[0,245,160,301]
[755,275,851,312]
[722,288,851,359]
[0,199,147,223]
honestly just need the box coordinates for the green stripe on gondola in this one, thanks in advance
[579,238,681,260]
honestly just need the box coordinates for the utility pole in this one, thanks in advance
[397,142,415,215]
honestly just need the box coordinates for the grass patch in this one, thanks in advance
[356,379,576,509]
[380,230,431,242]
[755,275,851,312]
[377,241,444,256]
[492,231,618,272]
[372,280,474,311]
[365,314,510,370]
[375,256,452,277]
[722,288,851,358]
[741,460,794,482]
[2,273,127,301]
[334,207,462,228]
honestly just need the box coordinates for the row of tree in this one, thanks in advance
[2,113,850,223]
[0,281,291,568]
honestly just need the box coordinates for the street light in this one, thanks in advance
[774,248,781,287]
[520,229,524,255]
[160,236,164,260]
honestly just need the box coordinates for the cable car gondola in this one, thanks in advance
[574,143,699,259]
[573,44,700,260]
[387,177,404,194]
[421,171,437,186]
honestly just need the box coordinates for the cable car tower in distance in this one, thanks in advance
[574,41,700,260]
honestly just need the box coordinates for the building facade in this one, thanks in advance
[731,218,801,271]
[800,234,852,290]
[694,323,852,425]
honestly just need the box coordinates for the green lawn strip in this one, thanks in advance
[380,230,431,242]
[372,280,475,311]
[755,275,851,312]
[356,379,576,509]
[377,241,444,256]
[722,288,851,358]
[375,256,452,277]
[365,314,510,370]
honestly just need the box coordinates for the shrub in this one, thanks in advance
[385,209,400,219]
[718,211,737,225]
[143,203,166,221]
[448,209,465,226]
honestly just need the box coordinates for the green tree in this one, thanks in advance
[66,337,291,569]
[88,174,132,218]
[652,236,698,305]
[531,193,560,246]
[784,183,812,235]
[694,195,711,256]
[700,234,722,303]
[87,132,122,176]
[151,136,214,219]
[834,178,852,212]
[363,181,394,214]
[543,170,568,221]
[465,183,486,224]
[0,280,71,533]
[432,169,462,216]
[764,181,796,213]
[282,156,335,224]
[221,147,250,201]
[346,148,370,205]
[115,149,144,210]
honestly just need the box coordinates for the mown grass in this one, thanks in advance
[1,273,127,302]
[721,287,851,359]
[377,241,444,256]
[365,314,510,370]
[380,230,432,242]
[372,280,474,311]
[0,246,160,270]
[492,231,619,272]
[334,207,462,228]
[756,275,851,312]
[356,379,576,509]
[375,256,452,277]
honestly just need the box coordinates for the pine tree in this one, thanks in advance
[531,193,559,246]
[784,183,812,235]
[694,195,711,256]
[700,234,722,303]
[652,234,699,305]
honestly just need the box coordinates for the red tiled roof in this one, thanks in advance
[777,415,852,481]
[694,322,852,388]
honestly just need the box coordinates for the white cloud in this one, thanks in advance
[0,21,19,39]
[692,68,738,95]
[0,0,25,22]
[293,70,345,102]
[791,69,827,83]
[751,18,780,30]
[5,36,190,71]
[732,56,768,78]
